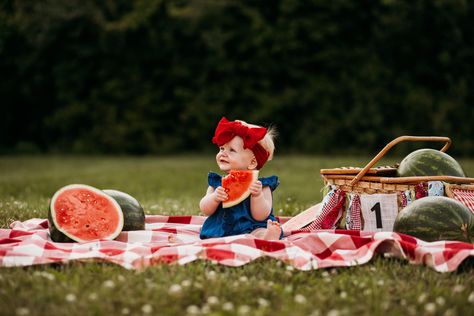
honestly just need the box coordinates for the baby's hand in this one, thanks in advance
[249,180,263,197]
[213,186,228,202]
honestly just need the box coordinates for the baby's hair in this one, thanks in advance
[236,120,276,161]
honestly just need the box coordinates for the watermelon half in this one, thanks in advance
[393,196,474,243]
[397,148,466,177]
[49,184,124,243]
[103,189,145,231]
[222,170,259,208]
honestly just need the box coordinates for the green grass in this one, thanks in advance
[1,155,474,316]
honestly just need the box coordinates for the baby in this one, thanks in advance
[199,117,282,240]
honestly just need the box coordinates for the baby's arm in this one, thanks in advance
[199,186,228,216]
[249,181,273,221]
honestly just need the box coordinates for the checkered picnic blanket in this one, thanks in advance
[451,188,474,214]
[1,215,473,272]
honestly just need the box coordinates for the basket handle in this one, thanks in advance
[349,136,452,186]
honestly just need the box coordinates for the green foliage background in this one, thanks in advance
[1,0,473,155]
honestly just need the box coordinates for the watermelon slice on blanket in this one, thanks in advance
[222,170,259,208]
[49,184,124,242]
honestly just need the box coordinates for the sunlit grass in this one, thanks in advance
[0,155,474,316]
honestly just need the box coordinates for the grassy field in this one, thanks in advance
[1,155,474,316]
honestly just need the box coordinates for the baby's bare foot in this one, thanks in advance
[262,220,282,240]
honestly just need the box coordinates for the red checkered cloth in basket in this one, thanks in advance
[450,188,474,214]
[1,215,473,272]
[302,189,346,231]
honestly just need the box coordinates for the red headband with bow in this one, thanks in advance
[212,117,270,169]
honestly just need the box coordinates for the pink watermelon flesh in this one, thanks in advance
[52,187,123,241]
[222,170,259,208]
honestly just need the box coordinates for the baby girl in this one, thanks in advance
[199,117,282,240]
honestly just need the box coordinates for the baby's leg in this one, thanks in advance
[251,220,282,240]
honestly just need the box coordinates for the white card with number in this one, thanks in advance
[360,193,399,232]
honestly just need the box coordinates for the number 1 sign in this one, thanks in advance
[360,193,399,232]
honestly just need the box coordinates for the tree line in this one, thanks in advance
[1,0,473,155]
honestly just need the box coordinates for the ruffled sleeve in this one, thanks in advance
[207,172,222,189]
[259,175,279,191]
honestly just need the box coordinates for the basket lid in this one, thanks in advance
[320,165,398,176]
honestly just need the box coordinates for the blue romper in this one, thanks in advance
[200,172,279,239]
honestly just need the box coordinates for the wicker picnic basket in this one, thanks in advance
[320,136,474,200]
[310,136,474,232]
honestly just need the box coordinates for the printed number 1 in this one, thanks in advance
[371,202,383,229]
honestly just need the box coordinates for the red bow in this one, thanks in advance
[212,117,270,169]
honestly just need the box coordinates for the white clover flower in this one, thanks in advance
[468,292,474,304]
[239,276,248,283]
[121,307,130,315]
[207,296,219,305]
[294,294,307,304]
[377,280,385,286]
[15,307,30,316]
[141,304,153,314]
[181,279,192,287]
[102,280,115,289]
[238,305,251,315]
[222,302,234,311]
[327,309,340,316]
[321,271,330,278]
[424,302,436,314]
[418,293,428,304]
[186,305,200,315]
[435,296,445,306]
[444,308,456,316]
[169,284,182,295]
[88,292,98,301]
[453,284,465,293]
[339,291,347,299]
[206,271,217,280]
[117,275,126,282]
[65,293,77,303]
[257,298,269,307]
[201,304,210,314]
[286,265,295,271]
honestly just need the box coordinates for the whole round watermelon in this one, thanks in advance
[397,148,465,177]
[393,196,474,242]
[103,189,145,231]
[49,184,124,243]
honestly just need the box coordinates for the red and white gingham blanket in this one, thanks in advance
[1,215,473,272]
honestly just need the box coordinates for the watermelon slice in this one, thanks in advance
[49,184,124,242]
[222,170,259,208]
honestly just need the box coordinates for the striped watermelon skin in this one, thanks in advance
[103,189,145,231]
[397,149,465,177]
[394,196,474,242]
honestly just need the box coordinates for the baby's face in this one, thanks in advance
[216,136,256,172]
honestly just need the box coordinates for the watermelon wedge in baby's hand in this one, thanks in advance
[222,170,259,208]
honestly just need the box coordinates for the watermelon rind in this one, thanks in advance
[222,170,259,208]
[103,189,146,231]
[393,196,474,243]
[397,148,466,177]
[49,184,124,243]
